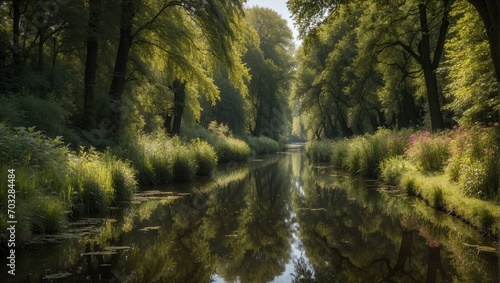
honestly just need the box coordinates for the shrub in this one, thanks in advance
[331,139,349,169]
[25,197,67,233]
[215,136,251,162]
[406,131,451,172]
[171,144,198,182]
[245,135,282,154]
[431,185,446,209]
[379,156,407,186]
[306,140,332,163]
[190,139,218,175]
[182,122,251,163]
[445,126,499,200]
[345,134,386,178]
[402,177,418,196]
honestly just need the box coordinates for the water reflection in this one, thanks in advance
[291,165,498,283]
[2,148,498,282]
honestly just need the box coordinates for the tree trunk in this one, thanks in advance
[418,3,446,131]
[170,79,186,136]
[83,0,100,130]
[12,0,22,86]
[108,0,136,136]
[467,0,500,114]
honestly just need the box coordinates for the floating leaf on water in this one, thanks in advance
[139,226,161,232]
[104,246,131,251]
[81,251,118,256]
[42,272,72,279]
[476,246,497,253]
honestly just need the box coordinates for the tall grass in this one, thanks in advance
[0,124,137,241]
[331,139,349,169]
[245,135,286,154]
[118,133,219,185]
[305,140,333,163]
[445,126,499,200]
[182,122,251,162]
[405,131,451,172]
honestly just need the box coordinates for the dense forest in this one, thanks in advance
[0,0,499,246]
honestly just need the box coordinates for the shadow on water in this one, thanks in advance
[1,145,498,282]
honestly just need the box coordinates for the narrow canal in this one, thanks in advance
[2,145,498,282]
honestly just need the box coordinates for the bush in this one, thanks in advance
[402,177,418,196]
[445,126,499,200]
[305,140,332,163]
[0,93,81,146]
[379,156,407,186]
[345,134,386,178]
[182,122,251,162]
[406,131,451,172]
[245,135,283,154]
[25,197,67,233]
[171,144,198,182]
[331,139,349,169]
[431,185,446,209]
[215,136,251,162]
[190,139,218,175]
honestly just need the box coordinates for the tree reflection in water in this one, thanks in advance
[5,149,498,283]
[291,164,498,283]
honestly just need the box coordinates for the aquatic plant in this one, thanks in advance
[305,140,333,163]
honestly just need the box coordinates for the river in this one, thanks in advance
[2,145,498,282]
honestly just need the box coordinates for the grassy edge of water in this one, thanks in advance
[306,127,500,239]
[399,171,499,238]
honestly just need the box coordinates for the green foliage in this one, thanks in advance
[0,124,137,240]
[443,1,499,126]
[401,177,418,196]
[379,156,407,186]
[244,7,294,140]
[190,139,218,176]
[171,143,198,182]
[214,137,251,163]
[345,133,387,178]
[405,131,451,172]
[0,93,80,146]
[245,135,285,154]
[305,140,332,163]
[25,197,67,234]
[331,139,349,169]
[431,185,445,210]
[182,122,251,162]
[445,126,499,200]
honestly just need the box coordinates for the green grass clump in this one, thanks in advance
[245,135,284,154]
[331,139,349,169]
[345,134,386,178]
[182,122,251,162]
[445,126,499,200]
[379,156,408,186]
[401,176,418,196]
[431,185,446,210]
[406,131,451,172]
[215,136,251,162]
[0,124,137,241]
[171,144,198,182]
[25,197,67,234]
[305,140,333,163]
[190,139,218,175]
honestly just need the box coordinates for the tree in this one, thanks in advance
[243,7,295,140]
[288,0,499,129]
[442,0,498,125]
[106,0,248,137]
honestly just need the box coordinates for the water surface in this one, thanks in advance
[2,146,498,282]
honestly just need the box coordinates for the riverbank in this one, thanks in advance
[0,123,285,245]
[306,126,500,238]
